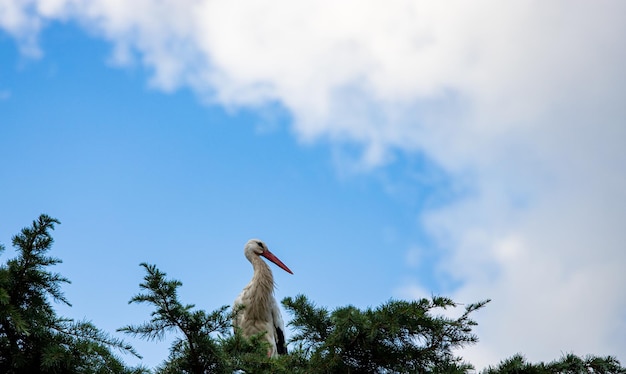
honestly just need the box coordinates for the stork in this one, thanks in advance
[233,239,293,357]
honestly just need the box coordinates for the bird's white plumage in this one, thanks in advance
[233,239,291,357]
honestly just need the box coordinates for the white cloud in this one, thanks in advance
[0,0,44,56]
[420,175,626,368]
[3,0,626,368]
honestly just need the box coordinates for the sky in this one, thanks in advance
[1,0,625,370]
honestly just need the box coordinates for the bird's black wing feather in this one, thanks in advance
[275,326,287,355]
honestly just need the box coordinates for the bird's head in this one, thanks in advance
[245,239,294,274]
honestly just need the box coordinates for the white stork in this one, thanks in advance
[233,239,293,357]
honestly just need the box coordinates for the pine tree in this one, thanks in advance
[119,263,299,374]
[4,215,624,373]
[119,263,286,373]
[116,261,626,374]
[0,214,143,373]
[118,263,230,373]
[281,294,490,373]
[482,353,626,374]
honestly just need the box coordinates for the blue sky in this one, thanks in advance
[1,0,626,370]
[1,22,447,367]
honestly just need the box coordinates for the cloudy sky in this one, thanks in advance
[1,0,625,370]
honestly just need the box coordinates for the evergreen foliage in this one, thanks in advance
[282,294,489,373]
[0,214,143,374]
[118,263,231,373]
[119,263,287,373]
[119,264,494,373]
[482,353,626,374]
[2,215,625,373]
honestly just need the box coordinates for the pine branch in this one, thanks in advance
[0,214,141,373]
[51,319,141,357]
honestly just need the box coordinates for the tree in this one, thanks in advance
[3,215,625,373]
[281,294,490,373]
[118,263,231,373]
[121,263,318,374]
[117,260,626,374]
[119,263,494,374]
[119,263,286,373]
[482,353,626,374]
[0,214,143,374]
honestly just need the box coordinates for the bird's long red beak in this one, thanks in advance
[262,250,293,274]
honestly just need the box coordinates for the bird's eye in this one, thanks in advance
[256,241,264,249]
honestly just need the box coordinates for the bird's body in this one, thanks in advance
[233,239,293,357]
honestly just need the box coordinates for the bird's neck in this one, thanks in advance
[250,256,275,295]
[243,256,275,321]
